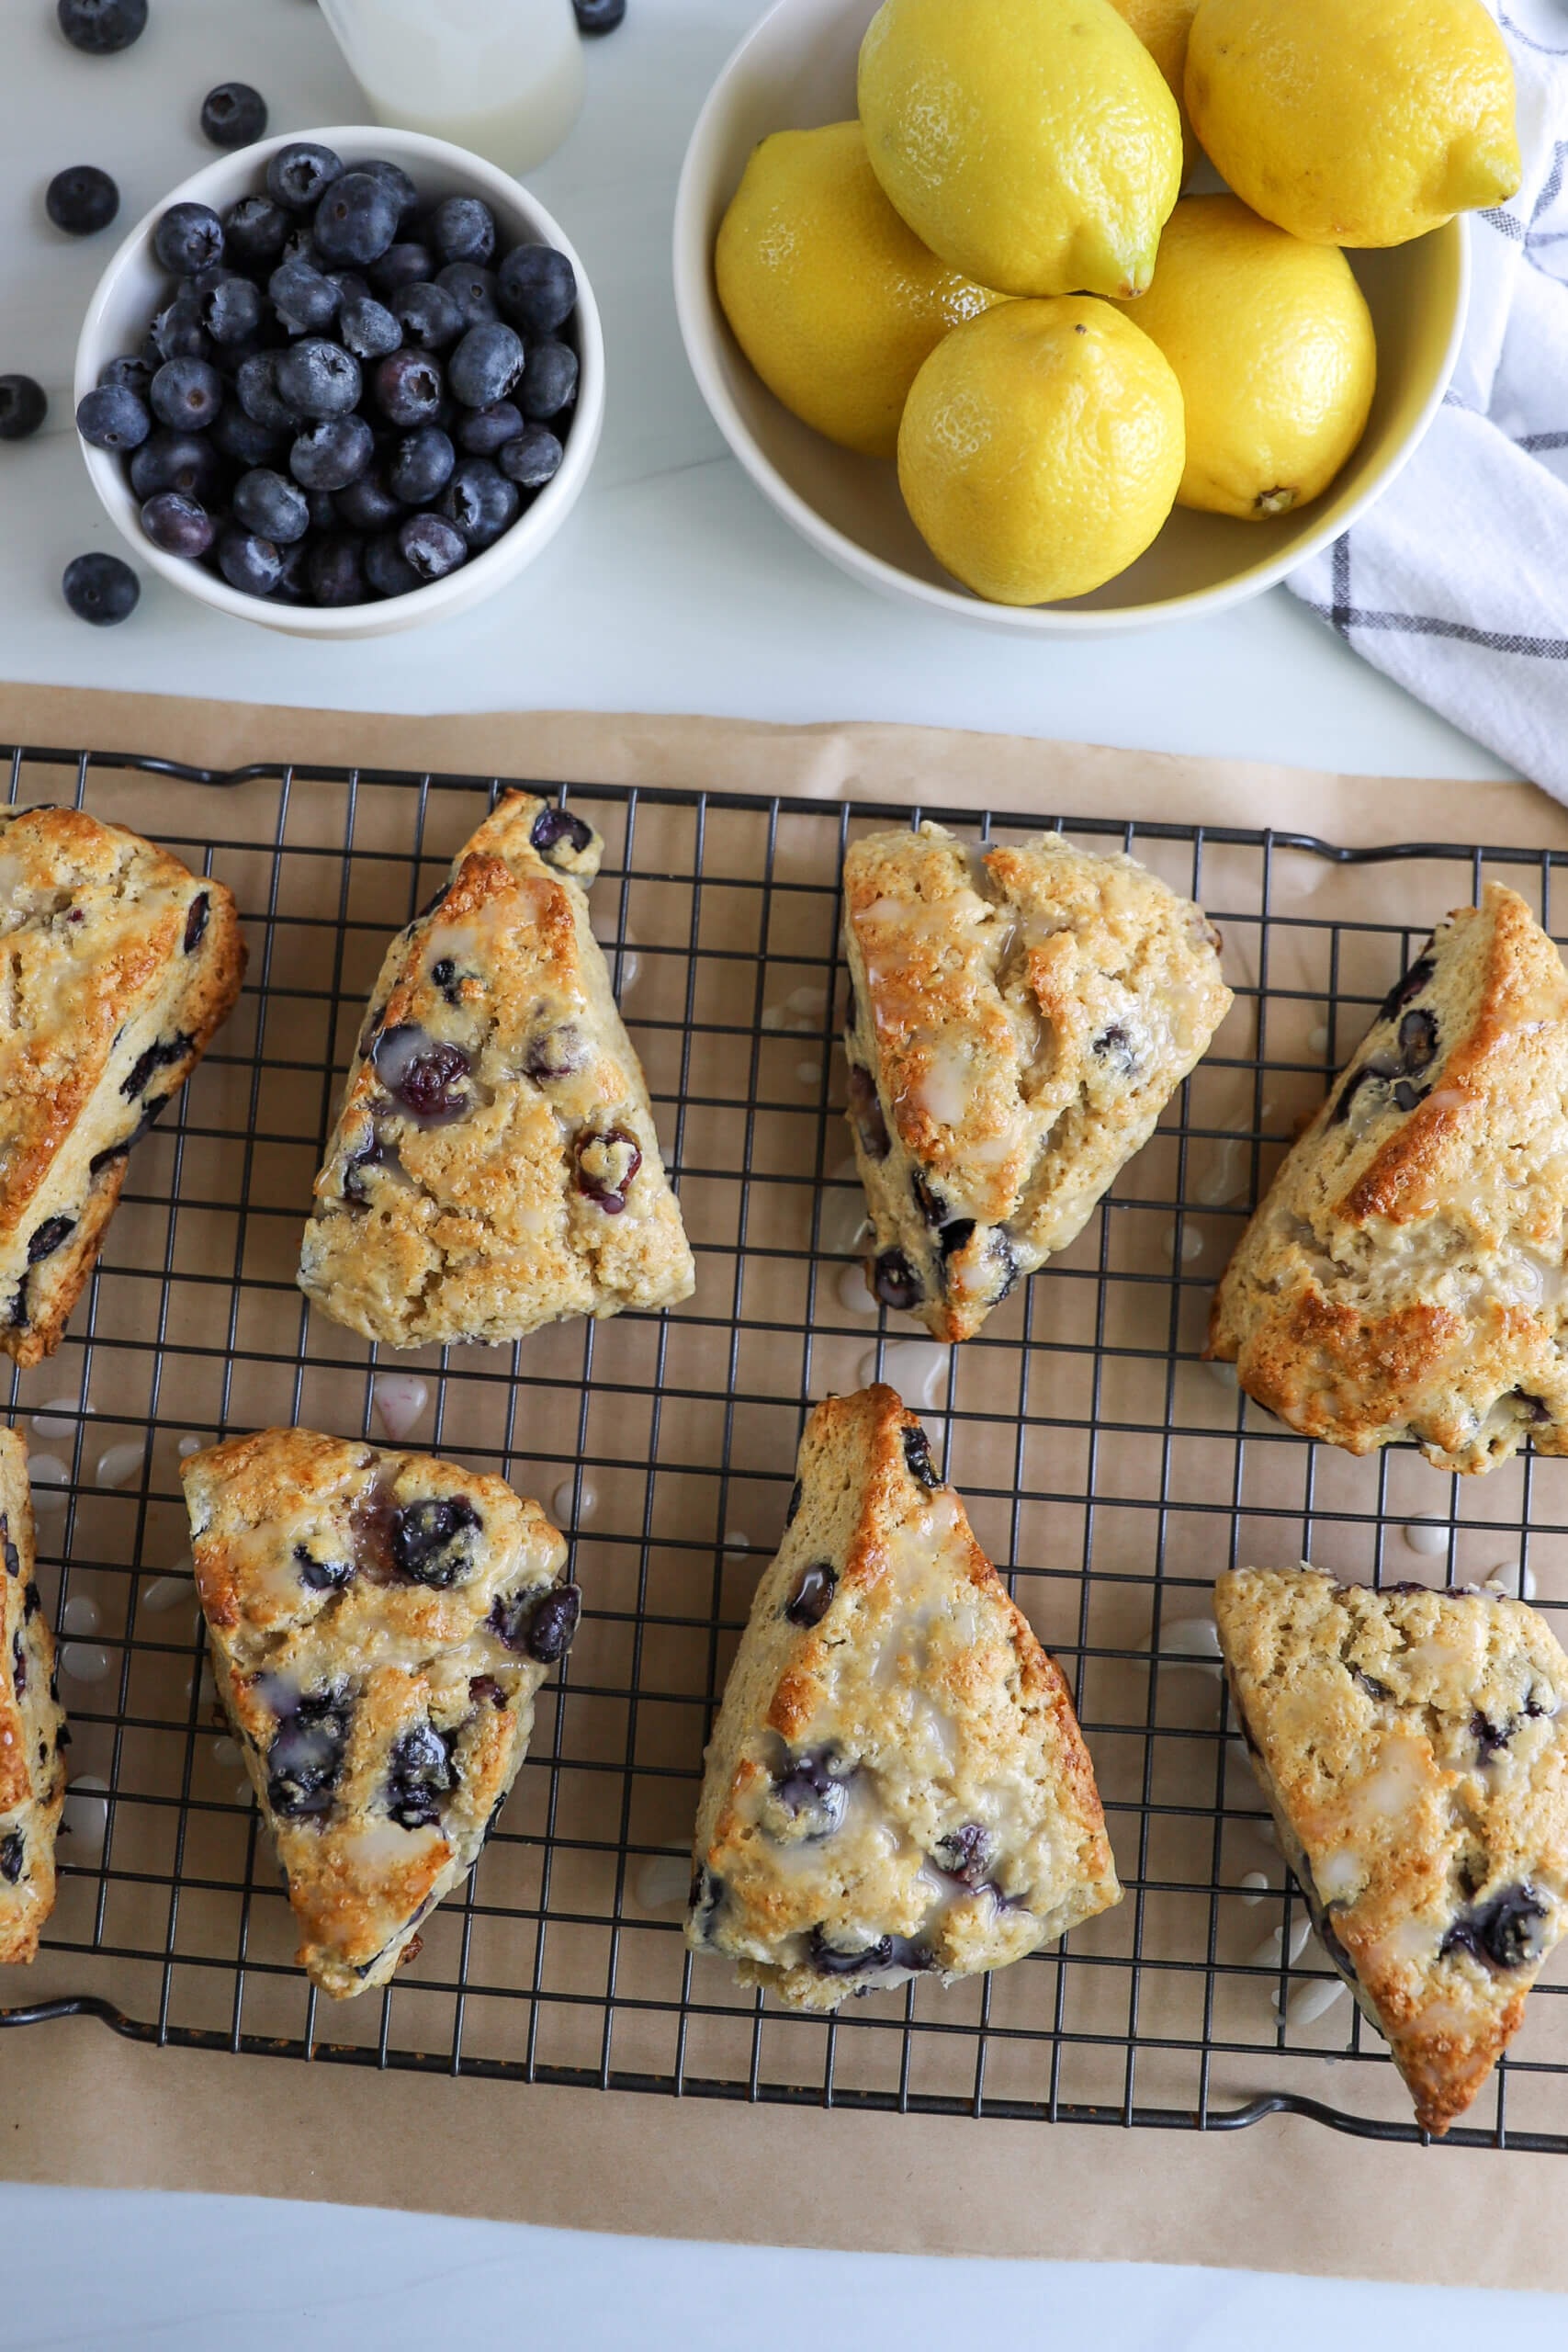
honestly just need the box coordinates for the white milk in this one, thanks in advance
[319,0,585,174]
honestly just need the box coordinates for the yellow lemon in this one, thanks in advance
[714,120,1004,459]
[897,297,1185,604]
[1186,0,1520,248]
[858,0,1182,300]
[1111,195,1376,518]
[1106,0,1201,179]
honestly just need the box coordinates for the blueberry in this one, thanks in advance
[199,79,268,148]
[218,528,284,596]
[266,141,344,214]
[374,347,444,428]
[784,1560,837,1627]
[807,1927,931,1979]
[57,0,146,52]
[1440,1884,1549,1972]
[399,511,468,582]
[365,530,421,598]
[497,243,577,336]
[0,1519,15,1580]
[10,1631,24,1698]
[313,170,400,269]
[338,290,401,363]
[232,352,293,433]
[27,1216,76,1262]
[385,1722,457,1828]
[1398,1006,1438,1072]
[499,423,564,490]
[490,1582,581,1662]
[575,0,626,28]
[46,164,119,236]
[389,424,455,504]
[392,281,465,353]
[424,198,492,268]
[846,1066,890,1160]
[1375,954,1435,1025]
[268,254,340,336]
[289,412,373,491]
[448,321,525,408]
[368,241,434,299]
[457,398,523,456]
[232,467,308,542]
[149,291,210,363]
[154,201,225,277]
[374,1023,472,1118]
[184,893,209,952]
[62,551,139,625]
[390,1495,481,1588]
[97,353,152,400]
[687,1864,726,1946]
[150,356,223,431]
[302,486,337,533]
[572,1124,642,1212]
[130,428,224,502]
[439,454,519,549]
[773,1748,850,1838]
[521,1023,585,1080]
[266,1688,351,1819]
[201,275,263,347]
[873,1248,921,1311]
[275,337,360,419]
[270,534,311,596]
[0,1832,23,1885]
[784,1479,803,1526]
[294,1540,352,1592]
[223,194,288,272]
[336,469,402,531]
[358,160,420,227]
[434,263,500,334]
[520,339,578,420]
[530,807,593,860]
[902,1424,941,1488]
[932,1823,995,1886]
[141,491,214,558]
[75,383,150,451]
[309,533,366,607]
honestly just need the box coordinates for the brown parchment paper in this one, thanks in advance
[3,682,1568,2290]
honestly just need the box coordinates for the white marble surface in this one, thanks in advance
[0,0,1553,2332]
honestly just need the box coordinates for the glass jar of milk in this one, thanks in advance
[318,0,584,175]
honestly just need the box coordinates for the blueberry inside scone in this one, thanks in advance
[0,1430,69,1964]
[0,805,245,1368]
[1216,1567,1568,2137]
[840,822,1231,1343]
[299,789,694,1351]
[684,1384,1121,2009]
[1210,884,1568,1473]
[181,1428,579,1997]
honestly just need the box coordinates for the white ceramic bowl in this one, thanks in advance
[75,126,604,639]
[674,0,1470,635]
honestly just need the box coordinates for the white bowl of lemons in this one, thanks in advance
[673,0,1491,633]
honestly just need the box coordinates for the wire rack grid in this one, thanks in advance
[2,739,1566,2154]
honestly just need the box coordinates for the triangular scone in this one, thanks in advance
[841,822,1230,1341]
[1210,885,1568,1474]
[1215,1567,1568,2135]
[0,1429,69,1963]
[0,804,245,1366]
[298,791,694,1349]
[685,1384,1121,2008]
[182,1428,580,1998]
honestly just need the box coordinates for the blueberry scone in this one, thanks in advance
[0,1429,69,1964]
[0,804,245,1367]
[181,1427,580,1997]
[685,1384,1121,2007]
[1216,1566,1568,2136]
[298,792,694,1350]
[1210,885,1568,1474]
[841,823,1231,1341]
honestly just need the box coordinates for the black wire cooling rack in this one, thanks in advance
[3,739,1568,2154]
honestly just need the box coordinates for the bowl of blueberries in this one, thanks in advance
[73,125,604,636]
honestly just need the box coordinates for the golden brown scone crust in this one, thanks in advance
[1210,885,1568,1474]
[1216,1566,1568,2135]
[183,1427,576,1998]
[0,1430,68,1964]
[298,791,694,1350]
[686,1384,1121,2009]
[841,823,1230,1340]
[0,805,244,1366]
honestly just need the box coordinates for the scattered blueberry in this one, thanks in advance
[575,0,626,29]
[130,428,223,502]
[290,412,373,491]
[266,141,344,214]
[201,275,264,346]
[62,550,139,625]
[431,196,497,266]
[338,290,401,362]
[223,194,288,272]
[389,424,455,504]
[399,510,468,581]
[336,469,402,531]
[520,339,578,420]
[58,0,147,53]
[75,382,150,450]
[313,169,400,268]
[150,356,223,430]
[140,491,213,557]
[392,280,465,352]
[218,528,284,596]
[448,321,524,408]
[390,1495,481,1589]
[374,346,444,427]
[439,454,519,549]
[368,241,434,299]
[498,243,577,335]
[308,533,365,606]
[275,337,361,418]
[153,201,225,277]
[457,398,522,456]
[232,467,308,543]
[200,82,269,150]
[46,164,119,236]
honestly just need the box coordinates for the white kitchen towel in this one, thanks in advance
[1287,0,1568,801]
